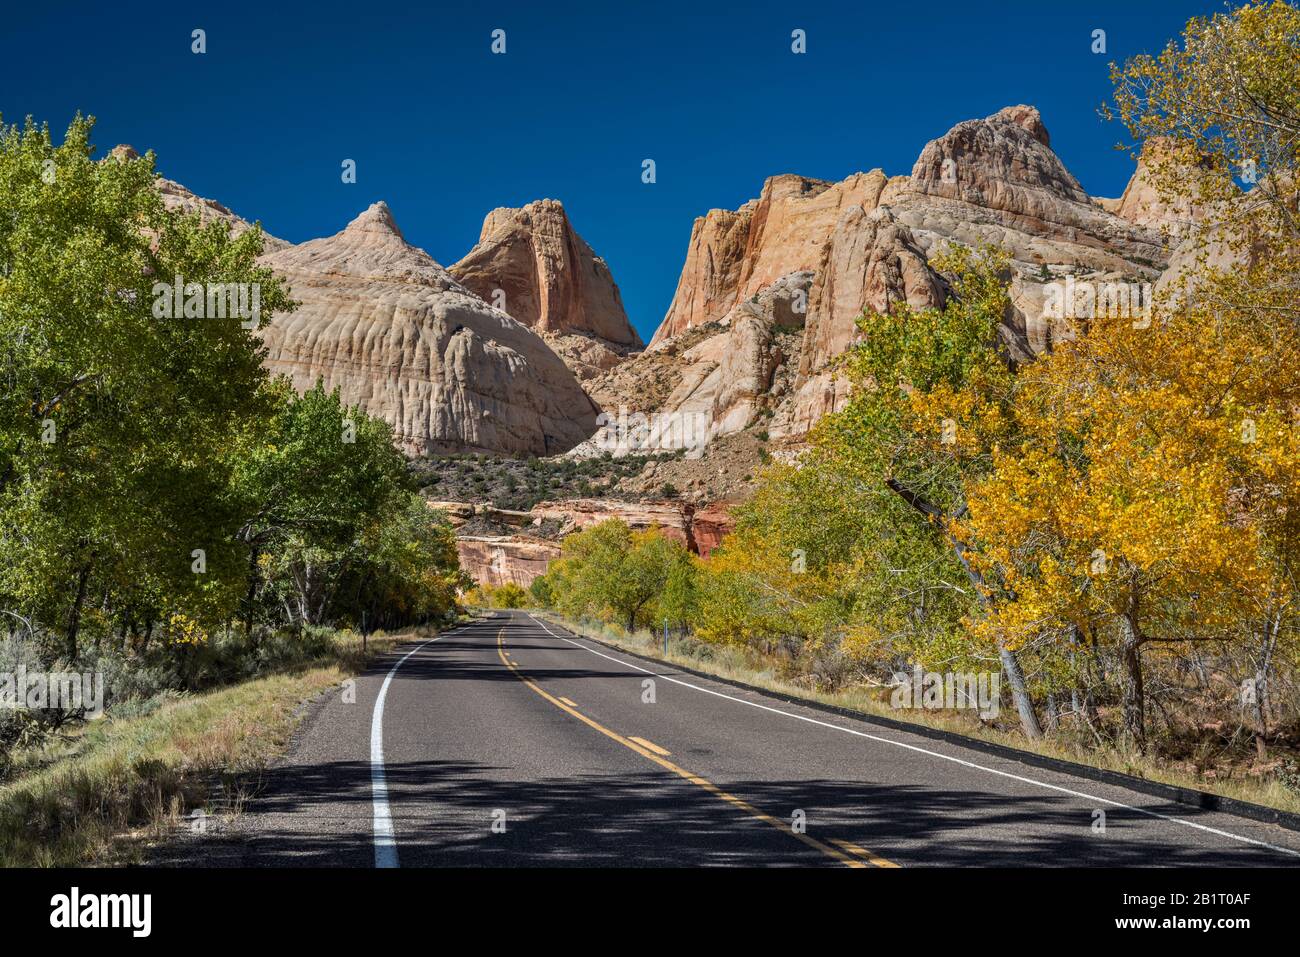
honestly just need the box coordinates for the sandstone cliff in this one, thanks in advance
[626,106,1177,449]
[652,171,888,344]
[257,201,600,457]
[455,535,561,588]
[450,199,641,380]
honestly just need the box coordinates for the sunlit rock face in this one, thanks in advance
[632,105,1176,448]
[257,202,599,457]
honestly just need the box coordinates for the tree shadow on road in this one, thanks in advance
[150,756,1292,868]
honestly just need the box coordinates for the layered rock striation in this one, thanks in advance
[257,202,600,457]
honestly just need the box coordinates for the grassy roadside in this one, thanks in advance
[531,610,1300,818]
[0,626,440,867]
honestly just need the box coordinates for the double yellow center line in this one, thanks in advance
[496,628,897,868]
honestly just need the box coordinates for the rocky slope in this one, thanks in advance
[450,199,642,380]
[603,105,1178,455]
[256,201,600,457]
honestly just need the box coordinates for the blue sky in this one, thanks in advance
[2,1,1218,342]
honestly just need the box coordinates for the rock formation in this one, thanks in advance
[450,199,641,380]
[653,172,888,344]
[690,504,734,558]
[892,105,1165,271]
[455,535,561,588]
[626,106,1179,449]
[131,103,1219,567]
[257,201,600,457]
[800,205,944,375]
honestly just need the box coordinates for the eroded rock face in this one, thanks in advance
[653,171,888,344]
[635,106,1179,450]
[539,330,631,382]
[456,535,560,588]
[892,105,1167,272]
[690,504,734,558]
[701,273,812,440]
[614,272,814,447]
[800,205,944,376]
[450,199,641,347]
[530,498,696,548]
[258,202,599,457]
[653,205,756,346]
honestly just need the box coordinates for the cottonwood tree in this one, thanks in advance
[545,521,691,633]
[1069,0,1300,751]
[229,381,411,631]
[956,272,1300,750]
[822,245,1046,738]
[0,115,291,660]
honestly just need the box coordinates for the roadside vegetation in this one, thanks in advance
[529,2,1300,808]
[466,581,529,608]
[0,116,469,859]
[0,626,438,866]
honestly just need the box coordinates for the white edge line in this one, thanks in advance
[370,630,456,868]
[527,614,1300,860]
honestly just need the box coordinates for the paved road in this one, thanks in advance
[158,611,1300,867]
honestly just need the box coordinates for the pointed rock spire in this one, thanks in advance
[450,198,641,347]
[345,200,404,240]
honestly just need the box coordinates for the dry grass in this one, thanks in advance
[536,611,1300,818]
[0,627,426,867]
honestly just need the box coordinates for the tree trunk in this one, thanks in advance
[998,641,1043,739]
[244,544,260,645]
[65,561,92,662]
[1254,611,1280,761]
[118,606,133,651]
[1118,608,1146,752]
[885,479,1043,738]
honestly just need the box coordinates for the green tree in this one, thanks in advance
[547,521,690,632]
[528,574,556,608]
[0,115,291,660]
[336,496,468,630]
[492,582,529,609]
[232,381,411,630]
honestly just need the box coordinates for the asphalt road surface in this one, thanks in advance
[157,611,1300,867]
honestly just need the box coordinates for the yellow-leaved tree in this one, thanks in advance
[955,282,1300,751]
